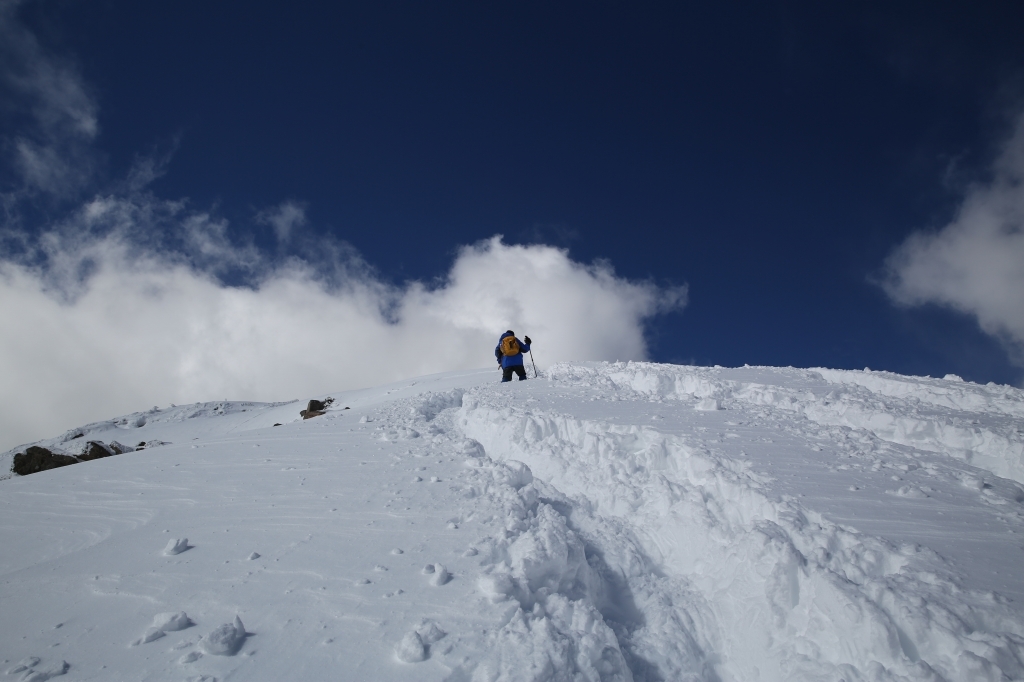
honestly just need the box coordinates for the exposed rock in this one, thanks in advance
[10,440,136,476]
[78,441,116,461]
[12,446,78,476]
[300,397,334,419]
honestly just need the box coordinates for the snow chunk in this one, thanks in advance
[477,570,514,602]
[888,485,929,499]
[133,627,165,645]
[200,616,246,656]
[163,538,189,555]
[132,612,192,646]
[695,398,722,411]
[381,427,420,441]
[424,564,449,586]
[409,389,465,421]
[151,611,191,632]
[490,460,533,490]
[508,505,590,596]
[418,621,446,644]
[395,631,426,663]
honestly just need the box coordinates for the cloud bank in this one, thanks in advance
[0,3,685,451]
[882,113,1024,366]
[0,194,686,450]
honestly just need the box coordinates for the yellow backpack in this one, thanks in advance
[500,336,520,356]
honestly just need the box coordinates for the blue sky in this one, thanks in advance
[2,1,1024,447]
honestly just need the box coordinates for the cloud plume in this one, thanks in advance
[0,0,99,198]
[0,194,685,450]
[881,112,1024,366]
[257,201,307,244]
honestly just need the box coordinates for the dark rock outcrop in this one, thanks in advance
[10,439,139,476]
[300,397,334,419]
[12,446,78,476]
[78,441,116,461]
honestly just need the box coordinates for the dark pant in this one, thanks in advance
[502,365,527,382]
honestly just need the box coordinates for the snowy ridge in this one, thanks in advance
[814,368,1024,419]
[2,363,1024,681]
[463,364,1024,680]
[0,399,299,479]
[568,362,1024,486]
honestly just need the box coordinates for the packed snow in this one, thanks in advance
[2,362,1024,681]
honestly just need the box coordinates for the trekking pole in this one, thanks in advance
[529,349,538,378]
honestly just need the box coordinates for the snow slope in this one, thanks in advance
[2,363,1024,681]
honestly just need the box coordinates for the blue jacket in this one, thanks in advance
[495,332,531,369]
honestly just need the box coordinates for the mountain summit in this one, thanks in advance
[3,363,1023,681]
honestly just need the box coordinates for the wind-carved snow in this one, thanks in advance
[569,362,1024,486]
[2,363,1024,681]
[461,362,1024,681]
[200,616,247,656]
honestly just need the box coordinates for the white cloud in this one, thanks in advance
[256,201,307,243]
[0,198,686,451]
[881,112,1024,364]
[0,5,686,452]
[0,0,99,197]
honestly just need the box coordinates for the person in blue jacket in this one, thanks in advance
[495,330,532,382]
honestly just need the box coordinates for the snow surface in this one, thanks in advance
[2,362,1024,681]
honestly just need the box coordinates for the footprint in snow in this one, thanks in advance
[888,485,929,499]
[6,657,40,675]
[5,657,68,680]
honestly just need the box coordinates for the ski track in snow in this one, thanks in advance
[1,362,1023,681]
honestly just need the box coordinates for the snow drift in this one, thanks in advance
[2,362,1023,681]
